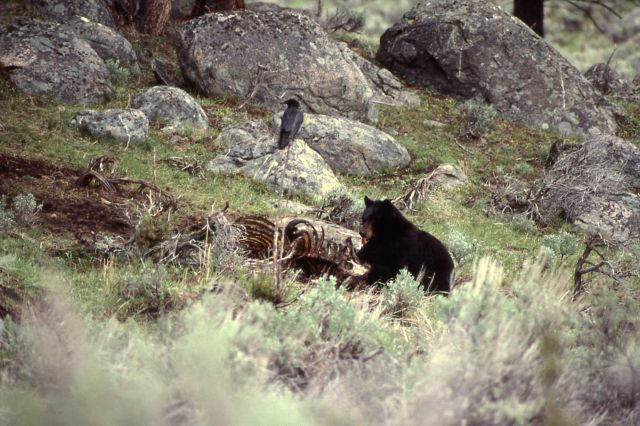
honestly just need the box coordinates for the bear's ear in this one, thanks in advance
[364,196,373,207]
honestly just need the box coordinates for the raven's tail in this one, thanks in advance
[277,132,290,150]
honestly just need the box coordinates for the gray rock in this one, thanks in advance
[538,135,640,245]
[271,112,410,175]
[67,17,140,74]
[207,121,342,197]
[377,0,617,137]
[0,18,113,104]
[176,10,376,122]
[338,42,420,109]
[70,109,149,144]
[25,0,115,27]
[132,86,209,131]
[430,164,468,188]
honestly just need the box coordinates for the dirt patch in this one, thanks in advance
[0,154,135,238]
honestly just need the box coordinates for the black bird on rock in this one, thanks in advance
[277,98,304,150]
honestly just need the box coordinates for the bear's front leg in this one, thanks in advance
[366,263,397,285]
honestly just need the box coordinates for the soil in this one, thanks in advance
[0,154,134,238]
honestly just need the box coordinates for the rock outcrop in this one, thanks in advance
[70,109,149,144]
[377,0,617,136]
[176,9,376,122]
[271,112,410,175]
[132,86,209,131]
[0,18,112,104]
[538,135,640,245]
[207,121,342,197]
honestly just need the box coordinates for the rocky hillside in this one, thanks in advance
[0,0,639,424]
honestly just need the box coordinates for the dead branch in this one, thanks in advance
[574,236,640,298]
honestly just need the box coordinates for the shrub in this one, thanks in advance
[206,213,244,273]
[537,245,558,269]
[381,270,424,318]
[445,229,480,265]
[117,264,176,318]
[12,193,42,227]
[104,59,131,85]
[235,269,295,305]
[509,214,538,234]
[318,188,363,230]
[542,231,578,262]
[458,98,499,139]
[513,161,535,178]
[244,278,400,391]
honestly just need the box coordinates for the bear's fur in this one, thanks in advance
[356,196,454,293]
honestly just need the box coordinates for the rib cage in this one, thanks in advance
[234,215,364,280]
[234,215,280,258]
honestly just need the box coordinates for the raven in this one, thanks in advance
[277,99,304,150]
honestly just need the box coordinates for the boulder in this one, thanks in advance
[25,0,115,27]
[176,10,376,122]
[70,109,149,144]
[270,112,410,175]
[132,86,209,131]
[377,0,617,137]
[338,42,420,110]
[67,17,140,74]
[0,18,113,104]
[207,121,342,197]
[430,164,468,188]
[538,135,640,245]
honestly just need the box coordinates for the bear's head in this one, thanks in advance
[359,196,398,243]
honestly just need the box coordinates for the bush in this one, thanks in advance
[117,264,177,318]
[12,193,42,227]
[318,188,363,230]
[445,229,480,265]
[244,278,400,391]
[381,270,424,318]
[458,98,499,139]
[235,269,295,305]
[104,59,131,86]
[542,231,578,262]
[509,214,538,234]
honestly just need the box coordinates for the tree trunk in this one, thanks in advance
[513,0,545,38]
[139,0,172,36]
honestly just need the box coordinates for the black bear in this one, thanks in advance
[356,196,454,293]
